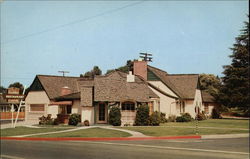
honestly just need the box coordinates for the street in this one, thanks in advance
[1,137,249,159]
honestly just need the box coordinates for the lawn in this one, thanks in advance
[31,128,131,138]
[0,127,72,137]
[120,119,249,137]
[161,119,249,129]
[120,127,249,137]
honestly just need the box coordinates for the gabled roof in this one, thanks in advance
[201,91,215,103]
[30,75,80,99]
[147,65,199,99]
[94,71,158,102]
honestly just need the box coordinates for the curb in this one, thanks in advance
[0,135,201,141]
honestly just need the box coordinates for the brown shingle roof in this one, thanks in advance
[94,71,156,102]
[37,75,80,99]
[148,65,199,99]
[202,91,215,102]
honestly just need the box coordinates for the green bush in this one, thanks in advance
[109,106,121,126]
[160,112,168,123]
[39,114,58,125]
[176,113,192,122]
[149,111,161,126]
[168,115,176,122]
[68,113,81,126]
[84,120,90,126]
[211,108,222,119]
[135,104,149,126]
[196,112,207,121]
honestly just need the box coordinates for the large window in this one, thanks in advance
[59,105,72,115]
[122,102,135,111]
[30,104,45,112]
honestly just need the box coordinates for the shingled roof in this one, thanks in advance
[202,91,215,103]
[148,65,199,99]
[94,71,158,102]
[32,75,80,99]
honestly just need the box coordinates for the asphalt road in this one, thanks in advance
[1,138,249,159]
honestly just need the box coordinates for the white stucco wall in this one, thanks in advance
[184,89,203,118]
[72,100,81,114]
[25,91,50,122]
[47,105,58,118]
[81,107,94,125]
[149,86,177,118]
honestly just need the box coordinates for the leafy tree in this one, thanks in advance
[219,18,249,115]
[106,60,133,74]
[8,82,24,94]
[80,66,102,78]
[199,74,221,97]
[0,86,7,94]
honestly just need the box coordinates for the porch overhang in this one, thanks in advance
[49,101,72,105]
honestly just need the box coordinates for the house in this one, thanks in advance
[25,59,217,125]
[25,70,158,125]
[201,91,219,116]
[133,60,204,118]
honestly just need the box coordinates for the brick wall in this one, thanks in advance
[133,61,147,80]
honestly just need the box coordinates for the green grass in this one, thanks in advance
[161,119,249,129]
[31,128,131,138]
[120,127,249,137]
[1,127,72,137]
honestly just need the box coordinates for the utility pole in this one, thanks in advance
[140,52,153,62]
[58,71,70,77]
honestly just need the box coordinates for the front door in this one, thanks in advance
[97,103,107,123]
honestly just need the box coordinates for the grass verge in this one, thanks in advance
[30,128,131,138]
[1,127,72,137]
[161,119,249,129]
[120,127,249,137]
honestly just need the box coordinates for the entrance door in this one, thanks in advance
[97,103,107,123]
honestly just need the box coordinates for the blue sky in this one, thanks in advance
[0,1,248,88]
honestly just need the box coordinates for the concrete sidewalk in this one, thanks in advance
[102,126,148,137]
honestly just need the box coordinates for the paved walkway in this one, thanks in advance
[101,126,148,137]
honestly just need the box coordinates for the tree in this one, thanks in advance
[80,66,102,78]
[219,18,249,115]
[8,82,24,94]
[135,104,149,126]
[199,74,221,97]
[109,106,121,126]
[0,86,7,94]
[106,60,133,74]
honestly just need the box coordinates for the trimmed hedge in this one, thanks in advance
[109,106,121,126]
[176,113,192,122]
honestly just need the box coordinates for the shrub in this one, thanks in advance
[149,111,161,126]
[84,120,90,126]
[196,112,207,121]
[176,113,192,122]
[109,106,121,126]
[68,113,81,126]
[168,115,176,122]
[39,114,55,125]
[211,108,222,119]
[160,112,168,123]
[135,104,149,126]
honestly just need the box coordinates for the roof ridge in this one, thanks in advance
[147,65,168,74]
[37,75,80,78]
[168,74,199,76]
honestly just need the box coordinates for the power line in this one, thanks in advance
[1,1,145,45]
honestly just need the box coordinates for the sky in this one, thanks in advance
[0,0,248,88]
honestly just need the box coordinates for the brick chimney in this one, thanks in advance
[133,60,147,80]
[61,86,72,96]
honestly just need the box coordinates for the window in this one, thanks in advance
[59,105,72,115]
[30,104,45,112]
[204,103,209,114]
[122,102,135,111]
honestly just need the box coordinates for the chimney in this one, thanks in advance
[78,78,94,107]
[133,60,147,80]
[61,86,71,96]
[127,71,135,82]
